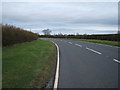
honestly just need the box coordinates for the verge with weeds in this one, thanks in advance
[3,39,56,88]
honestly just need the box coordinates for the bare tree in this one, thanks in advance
[58,33,63,35]
[76,33,79,35]
[42,28,51,35]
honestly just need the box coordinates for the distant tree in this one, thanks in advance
[42,29,51,35]
[58,33,63,35]
[76,33,79,35]
[83,33,87,35]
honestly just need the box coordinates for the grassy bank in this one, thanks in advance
[3,40,56,88]
[65,38,119,47]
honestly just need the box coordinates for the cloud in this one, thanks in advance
[2,2,118,34]
[2,0,119,2]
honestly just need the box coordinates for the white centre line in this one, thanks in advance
[75,44,82,47]
[113,59,120,63]
[86,47,102,55]
[68,42,72,44]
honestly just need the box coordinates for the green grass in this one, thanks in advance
[3,40,56,88]
[65,38,120,47]
[53,38,119,47]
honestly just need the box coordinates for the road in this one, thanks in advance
[43,38,119,88]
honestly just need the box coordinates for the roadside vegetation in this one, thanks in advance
[2,24,38,46]
[65,38,120,47]
[2,24,57,88]
[3,40,56,88]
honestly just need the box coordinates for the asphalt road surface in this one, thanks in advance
[43,38,119,88]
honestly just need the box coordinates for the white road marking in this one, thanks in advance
[51,41,60,89]
[75,44,82,47]
[69,42,72,44]
[86,47,102,55]
[113,59,120,63]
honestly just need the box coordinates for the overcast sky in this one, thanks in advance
[2,2,118,35]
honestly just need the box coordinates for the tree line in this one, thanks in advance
[2,24,38,46]
[39,33,120,42]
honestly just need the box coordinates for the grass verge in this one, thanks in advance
[3,39,56,88]
[59,38,119,47]
[55,38,119,47]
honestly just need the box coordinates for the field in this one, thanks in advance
[3,39,56,88]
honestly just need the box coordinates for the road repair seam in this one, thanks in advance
[86,47,102,55]
[113,59,120,63]
[51,41,60,90]
[75,44,82,47]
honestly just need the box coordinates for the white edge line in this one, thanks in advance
[51,41,60,90]
[86,47,102,55]
[113,59,120,63]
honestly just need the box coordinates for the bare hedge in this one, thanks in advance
[2,24,38,46]
[39,33,120,41]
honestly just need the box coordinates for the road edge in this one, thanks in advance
[51,41,60,90]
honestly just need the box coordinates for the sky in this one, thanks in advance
[2,2,118,35]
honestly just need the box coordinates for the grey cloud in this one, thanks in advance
[2,2,118,34]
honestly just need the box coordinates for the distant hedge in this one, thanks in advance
[2,24,38,46]
[39,33,120,42]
